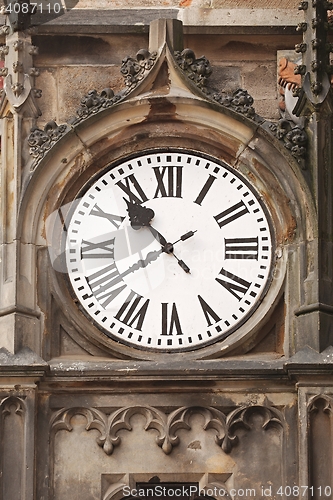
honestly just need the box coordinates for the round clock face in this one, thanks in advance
[65,150,273,351]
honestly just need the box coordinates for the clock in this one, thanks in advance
[64,150,274,352]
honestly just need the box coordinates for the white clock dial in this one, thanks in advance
[65,150,274,351]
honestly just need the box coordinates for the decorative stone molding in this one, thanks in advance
[307,394,333,497]
[50,403,285,457]
[223,401,285,453]
[0,31,41,112]
[27,120,69,170]
[308,394,333,413]
[1,395,25,416]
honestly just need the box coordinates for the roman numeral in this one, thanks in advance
[116,174,148,205]
[153,166,183,198]
[216,268,251,301]
[81,238,115,259]
[115,291,150,331]
[198,295,221,326]
[225,237,259,260]
[214,200,249,228]
[90,204,125,229]
[86,261,126,307]
[194,175,216,205]
[161,303,183,336]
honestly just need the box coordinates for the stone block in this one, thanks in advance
[209,65,241,93]
[243,62,277,100]
[57,65,124,122]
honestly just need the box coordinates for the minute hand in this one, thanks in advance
[121,249,163,277]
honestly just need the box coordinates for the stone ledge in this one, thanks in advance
[24,9,302,35]
[47,356,286,380]
[0,347,48,376]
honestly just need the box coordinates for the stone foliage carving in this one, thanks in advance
[72,88,121,123]
[212,88,255,119]
[28,45,258,170]
[174,48,212,90]
[121,49,157,92]
[174,48,255,118]
[50,403,285,457]
[269,119,308,166]
[27,120,69,170]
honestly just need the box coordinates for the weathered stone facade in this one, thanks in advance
[0,2,333,500]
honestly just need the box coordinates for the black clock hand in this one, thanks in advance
[162,230,197,274]
[124,199,155,229]
[147,225,167,247]
[148,228,197,274]
[172,230,197,245]
[124,200,168,247]
[125,198,194,274]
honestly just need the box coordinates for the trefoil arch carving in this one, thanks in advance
[50,402,285,457]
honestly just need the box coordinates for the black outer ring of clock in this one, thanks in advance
[62,148,276,353]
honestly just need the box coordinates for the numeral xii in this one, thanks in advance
[153,166,183,198]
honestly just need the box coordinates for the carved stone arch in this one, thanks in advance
[0,396,27,499]
[17,26,318,359]
[308,394,333,499]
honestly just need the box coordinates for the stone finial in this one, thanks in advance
[149,18,184,53]
[296,0,333,103]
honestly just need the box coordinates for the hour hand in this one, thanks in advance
[124,199,155,229]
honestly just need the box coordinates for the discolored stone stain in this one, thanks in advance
[250,158,297,244]
[188,440,202,450]
[179,0,192,6]
[146,98,177,122]
[41,153,86,241]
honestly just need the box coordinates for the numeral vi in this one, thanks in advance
[161,303,183,336]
